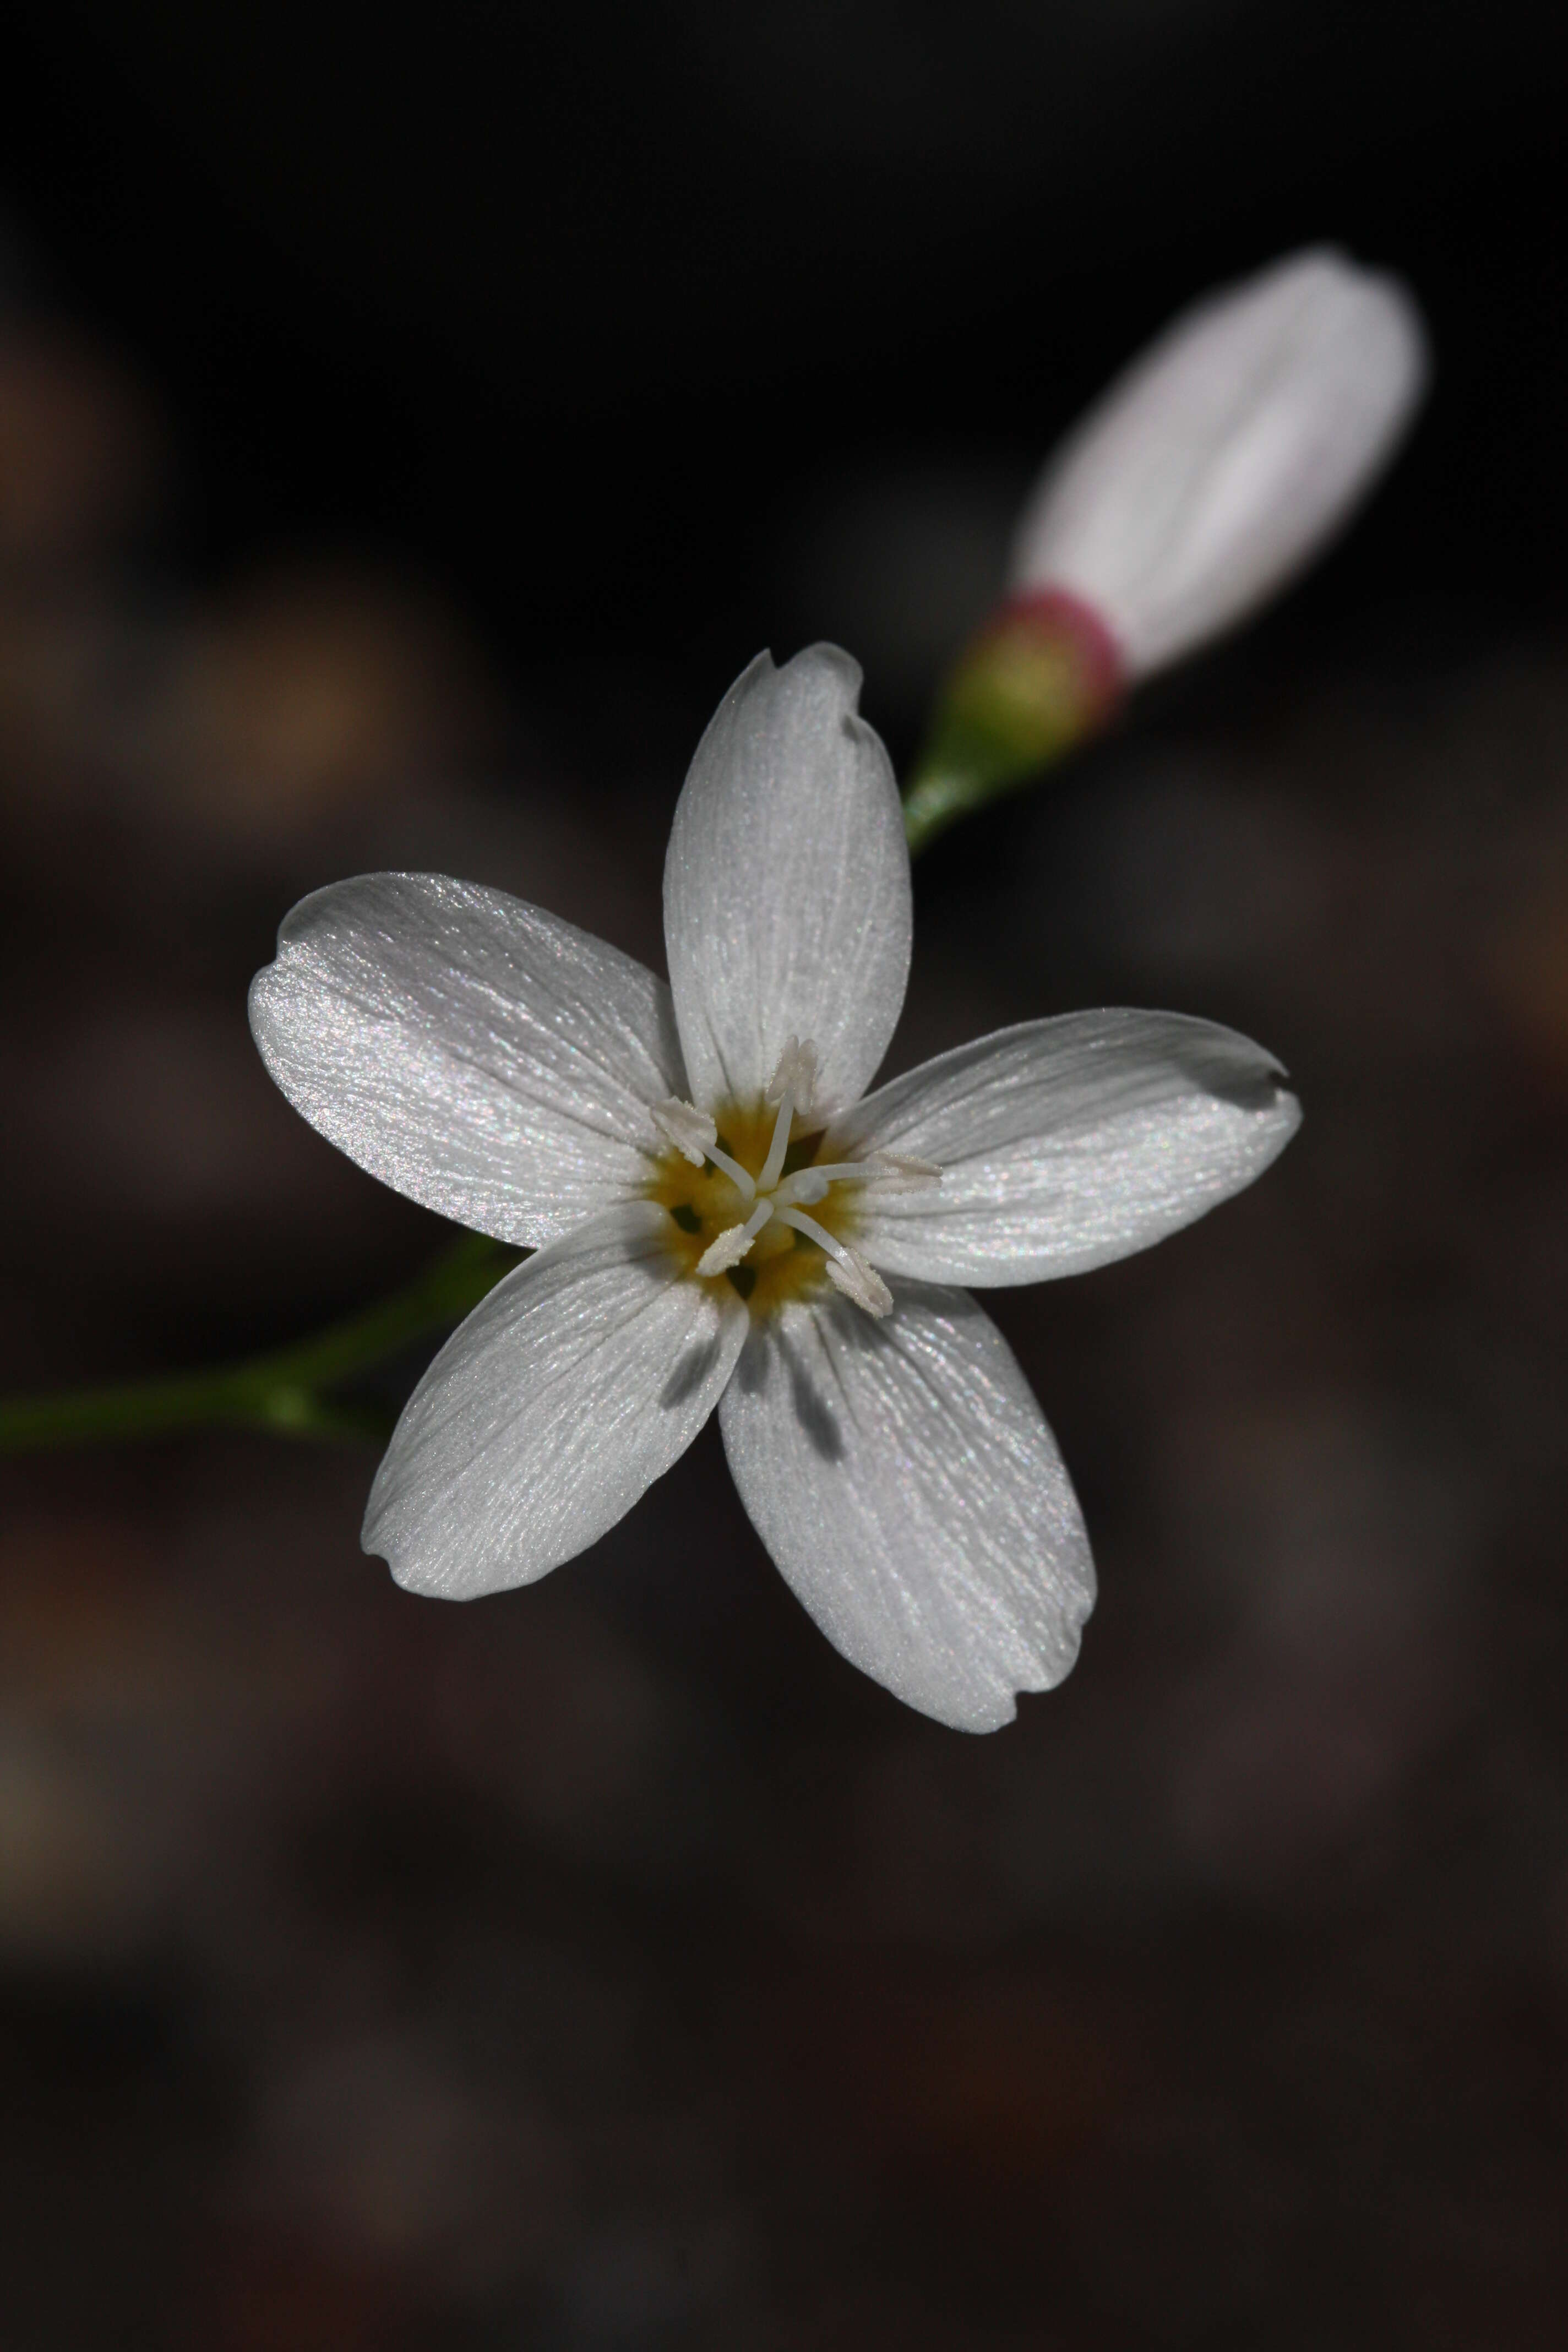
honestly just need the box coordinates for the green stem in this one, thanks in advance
[901,687,1093,858]
[0,1232,521,1454]
[901,596,1118,855]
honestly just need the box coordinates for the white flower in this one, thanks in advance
[1010,246,1429,683]
[249,646,1300,1731]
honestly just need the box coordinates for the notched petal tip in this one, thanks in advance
[1214,1061,1299,1120]
[663,638,912,1120]
[244,959,281,1055]
[841,1009,1302,1289]
[720,1284,1093,1732]
[362,1205,747,1602]
[784,638,866,703]
[245,872,685,1248]
[712,642,867,729]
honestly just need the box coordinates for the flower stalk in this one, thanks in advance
[0,1232,520,1453]
[902,589,1124,854]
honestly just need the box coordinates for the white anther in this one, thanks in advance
[825,1251,894,1319]
[774,1205,893,1319]
[695,1198,774,1278]
[867,1151,943,1193]
[651,1095,754,1199]
[650,1097,716,1166]
[765,1035,819,1119]
[695,1226,755,1277]
[759,1035,820,1193]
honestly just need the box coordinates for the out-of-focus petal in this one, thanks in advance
[249,873,684,1245]
[832,1011,1299,1287]
[364,1202,747,1598]
[720,1282,1093,1731]
[663,646,911,1120]
[1011,247,1429,678]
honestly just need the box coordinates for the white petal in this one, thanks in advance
[832,1011,1300,1287]
[250,874,684,1245]
[364,1202,747,1598]
[663,646,912,1120]
[721,1284,1093,1732]
[1011,247,1428,679]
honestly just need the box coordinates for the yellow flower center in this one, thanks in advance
[643,1037,939,1320]
[646,1096,862,1315]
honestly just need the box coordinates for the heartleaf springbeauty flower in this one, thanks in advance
[903,246,1428,849]
[250,647,1300,1730]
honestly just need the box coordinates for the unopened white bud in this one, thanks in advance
[1010,247,1429,682]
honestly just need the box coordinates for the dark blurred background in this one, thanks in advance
[1,3,1567,2345]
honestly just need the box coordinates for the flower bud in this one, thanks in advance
[902,248,1428,852]
[1010,245,1429,682]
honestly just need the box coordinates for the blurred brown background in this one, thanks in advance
[2,3,1567,2346]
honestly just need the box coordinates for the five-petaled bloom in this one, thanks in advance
[251,647,1299,1730]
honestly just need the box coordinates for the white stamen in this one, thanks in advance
[758,1033,820,1194]
[765,1035,818,1116]
[825,1253,894,1318]
[775,1152,943,1204]
[657,1046,923,1315]
[757,1091,796,1195]
[650,1095,754,1200]
[703,1141,758,1201]
[774,1205,893,1319]
[695,1197,774,1278]
[868,1151,943,1193]
[650,1097,716,1166]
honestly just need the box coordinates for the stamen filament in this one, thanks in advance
[774,1206,892,1317]
[775,1152,942,1203]
[758,1035,819,1191]
[756,1087,796,1194]
[651,1094,756,1198]
[778,1159,861,1192]
[704,1144,757,1201]
[773,1202,845,1255]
